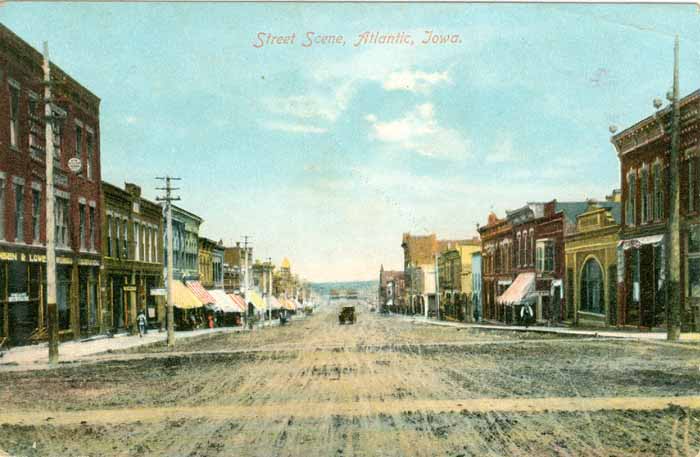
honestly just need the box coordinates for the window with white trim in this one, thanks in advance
[640,166,649,224]
[14,183,23,242]
[0,178,5,240]
[688,225,700,299]
[55,197,70,248]
[79,203,86,250]
[9,83,20,148]
[626,170,637,226]
[89,206,95,251]
[536,239,555,273]
[32,189,41,243]
[134,222,140,261]
[86,130,94,180]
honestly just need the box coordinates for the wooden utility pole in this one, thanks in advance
[43,42,58,365]
[156,176,180,347]
[667,35,682,341]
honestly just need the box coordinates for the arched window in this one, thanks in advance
[580,258,604,314]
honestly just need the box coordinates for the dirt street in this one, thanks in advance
[2,302,700,456]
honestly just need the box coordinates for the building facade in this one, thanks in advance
[378,265,403,313]
[611,90,700,330]
[471,251,482,320]
[223,242,252,293]
[0,24,102,345]
[564,197,621,327]
[164,205,202,281]
[478,213,513,321]
[438,239,480,321]
[198,237,216,289]
[101,182,163,333]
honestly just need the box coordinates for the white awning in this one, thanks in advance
[618,234,664,250]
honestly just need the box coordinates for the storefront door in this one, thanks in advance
[112,276,125,331]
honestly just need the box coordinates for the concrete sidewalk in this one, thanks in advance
[397,314,692,341]
[0,326,243,367]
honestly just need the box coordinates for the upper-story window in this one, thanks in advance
[14,182,24,242]
[86,129,94,180]
[536,239,555,273]
[522,231,528,267]
[9,82,20,149]
[516,232,521,267]
[689,159,696,214]
[0,177,5,241]
[626,170,637,226]
[640,166,650,224]
[134,222,140,261]
[89,206,95,251]
[32,188,41,243]
[28,94,44,157]
[55,196,70,248]
[107,215,112,256]
[653,163,664,221]
[79,203,86,250]
[529,229,535,266]
[75,123,83,161]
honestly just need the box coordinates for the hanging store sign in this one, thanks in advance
[150,288,167,296]
[9,293,29,302]
[123,286,137,292]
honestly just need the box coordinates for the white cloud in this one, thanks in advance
[382,69,451,93]
[366,103,471,160]
[486,135,521,163]
[125,115,139,125]
[264,121,327,134]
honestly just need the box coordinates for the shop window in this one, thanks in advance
[122,220,128,259]
[580,258,604,314]
[57,265,71,330]
[32,189,40,243]
[14,183,24,242]
[688,225,700,299]
[9,83,19,148]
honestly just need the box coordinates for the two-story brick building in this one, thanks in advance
[101,182,163,333]
[611,89,700,330]
[0,24,102,345]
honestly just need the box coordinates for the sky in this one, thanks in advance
[2,3,700,282]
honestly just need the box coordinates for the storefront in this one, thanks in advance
[0,247,101,346]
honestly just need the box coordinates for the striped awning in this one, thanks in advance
[209,289,239,313]
[228,294,247,313]
[496,272,536,306]
[247,290,266,311]
[171,281,204,309]
[186,281,215,305]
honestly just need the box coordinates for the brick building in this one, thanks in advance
[378,265,403,313]
[0,24,102,345]
[101,182,163,333]
[478,213,512,321]
[611,89,700,330]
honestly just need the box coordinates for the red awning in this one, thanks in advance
[228,294,247,313]
[186,281,215,305]
[496,272,536,306]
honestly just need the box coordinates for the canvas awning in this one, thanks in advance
[171,281,204,309]
[268,296,283,310]
[228,294,247,313]
[186,281,215,305]
[209,289,239,313]
[618,234,664,250]
[496,272,536,306]
[247,290,266,311]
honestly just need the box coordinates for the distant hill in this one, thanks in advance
[311,280,378,298]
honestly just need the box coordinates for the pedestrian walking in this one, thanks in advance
[207,314,214,329]
[137,311,148,337]
[520,303,533,328]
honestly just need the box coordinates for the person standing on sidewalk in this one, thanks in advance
[137,311,148,337]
